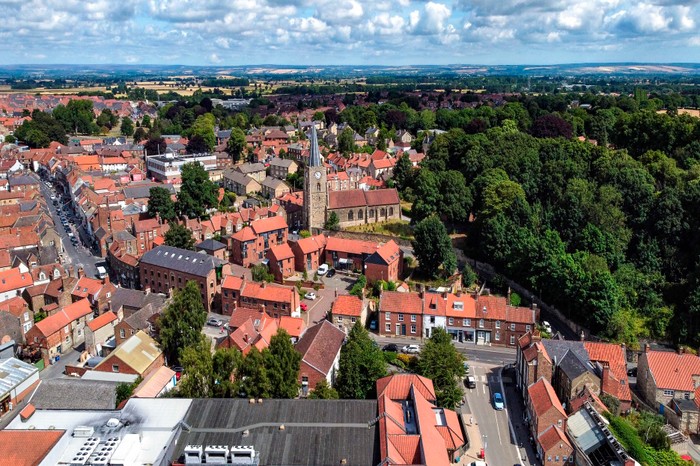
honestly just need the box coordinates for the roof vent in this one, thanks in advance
[106,418,120,428]
[279,425,285,430]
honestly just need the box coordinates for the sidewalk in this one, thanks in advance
[459,416,484,465]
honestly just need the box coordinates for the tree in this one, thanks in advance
[338,127,355,154]
[133,127,147,142]
[412,216,456,278]
[264,329,302,398]
[115,377,141,407]
[308,379,339,399]
[417,328,464,409]
[212,347,244,398]
[189,113,216,152]
[226,128,246,163]
[240,347,271,398]
[164,222,195,250]
[324,211,340,231]
[336,323,387,399]
[53,99,98,134]
[120,117,134,136]
[96,109,118,129]
[462,264,477,288]
[251,264,274,283]
[186,134,209,154]
[144,135,166,155]
[532,113,574,139]
[178,338,215,397]
[147,186,176,221]
[392,153,414,192]
[156,281,207,363]
[177,162,219,218]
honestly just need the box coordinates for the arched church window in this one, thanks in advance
[358,210,363,220]
[389,207,394,216]
[369,209,375,218]
[380,208,386,216]
[317,183,321,191]
[348,211,354,221]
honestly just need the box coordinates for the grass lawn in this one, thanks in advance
[345,220,414,239]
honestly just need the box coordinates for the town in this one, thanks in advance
[0,68,699,466]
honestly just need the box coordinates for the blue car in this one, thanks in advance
[493,392,505,410]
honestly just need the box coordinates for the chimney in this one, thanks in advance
[644,342,650,353]
[244,333,249,343]
[103,275,110,285]
[261,281,266,289]
[678,346,685,355]
[77,267,84,279]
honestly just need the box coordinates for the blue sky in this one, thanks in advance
[1,0,699,65]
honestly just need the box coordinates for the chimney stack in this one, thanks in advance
[580,330,585,341]
[103,275,110,285]
[77,267,84,279]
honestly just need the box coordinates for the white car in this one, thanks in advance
[50,195,56,200]
[542,321,552,333]
[304,292,317,300]
[401,344,420,354]
[317,264,329,276]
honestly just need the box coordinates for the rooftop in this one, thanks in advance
[140,245,225,277]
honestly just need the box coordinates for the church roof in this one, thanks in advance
[309,125,322,167]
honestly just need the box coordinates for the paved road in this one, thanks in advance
[39,180,100,278]
[372,334,517,365]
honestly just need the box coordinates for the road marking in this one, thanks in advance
[482,383,486,395]
[494,411,503,444]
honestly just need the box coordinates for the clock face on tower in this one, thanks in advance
[314,171,322,179]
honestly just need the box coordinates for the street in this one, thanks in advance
[39,179,100,278]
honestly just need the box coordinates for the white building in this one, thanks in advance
[146,153,217,182]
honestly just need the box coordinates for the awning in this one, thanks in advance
[338,258,352,264]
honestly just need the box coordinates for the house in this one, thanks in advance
[364,240,403,283]
[235,162,267,183]
[331,295,367,334]
[0,267,34,302]
[637,347,700,434]
[376,374,466,464]
[261,176,291,199]
[222,169,261,195]
[0,295,33,340]
[114,302,163,346]
[230,215,288,267]
[132,365,177,399]
[537,425,574,466]
[269,157,298,179]
[221,275,300,317]
[92,330,164,379]
[379,291,423,338]
[139,245,229,312]
[25,298,94,365]
[289,234,326,274]
[266,243,295,282]
[85,310,118,356]
[552,349,600,412]
[296,320,345,396]
[527,377,568,455]
[583,341,632,413]
[0,357,40,418]
[218,309,278,355]
[278,315,306,343]
[194,238,228,261]
[70,276,116,314]
[0,430,64,466]
[516,332,553,400]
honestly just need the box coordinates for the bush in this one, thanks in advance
[396,353,411,365]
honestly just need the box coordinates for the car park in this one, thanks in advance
[382,343,398,352]
[304,291,317,300]
[325,268,336,278]
[206,318,223,327]
[493,392,505,410]
[401,344,420,354]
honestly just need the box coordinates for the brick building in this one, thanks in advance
[364,240,403,283]
[221,275,301,318]
[230,216,288,267]
[296,320,345,396]
[92,330,164,379]
[379,291,423,338]
[266,243,295,282]
[289,234,326,274]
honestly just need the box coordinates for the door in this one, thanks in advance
[401,324,406,336]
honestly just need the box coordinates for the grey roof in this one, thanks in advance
[236,162,266,174]
[195,238,227,252]
[123,183,175,200]
[173,399,379,466]
[223,169,259,187]
[8,174,39,186]
[124,302,161,330]
[269,157,295,168]
[567,408,606,454]
[113,230,137,242]
[309,125,322,167]
[559,349,593,381]
[542,339,589,367]
[216,130,232,139]
[13,214,41,228]
[111,287,166,315]
[0,358,37,399]
[30,378,118,410]
[140,245,225,277]
[261,176,289,190]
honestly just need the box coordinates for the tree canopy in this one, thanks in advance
[336,323,386,399]
[156,281,207,364]
[164,222,195,250]
[412,216,456,278]
[417,328,464,409]
[177,162,219,218]
[147,186,176,222]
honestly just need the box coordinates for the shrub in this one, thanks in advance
[396,353,411,365]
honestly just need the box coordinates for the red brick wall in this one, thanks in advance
[541,440,573,466]
[299,361,326,396]
[506,322,535,347]
[95,354,140,375]
[378,310,421,338]
[140,266,216,311]
[114,321,137,346]
[533,407,567,438]
[231,239,258,267]
[365,259,401,283]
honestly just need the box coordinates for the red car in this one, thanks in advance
[300,303,308,312]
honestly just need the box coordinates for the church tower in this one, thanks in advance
[303,125,327,231]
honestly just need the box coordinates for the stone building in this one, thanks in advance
[303,126,327,231]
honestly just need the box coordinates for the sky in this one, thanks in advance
[1,0,699,66]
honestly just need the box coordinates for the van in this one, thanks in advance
[96,266,107,279]
[465,375,476,389]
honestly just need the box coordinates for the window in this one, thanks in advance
[358,210,363,219]
[316,183,321,191]
[23,312,29,321]
[385,311,391,321]
[411,315,416,322]
[369,209,375,218]
[448,318,454,325]
[385,323,391,332]
[454,302,464,310]
[526,325,531,332]
[411,325,417,334]
[510,323,516,331]
[685,392,691,400]
[380,208,386,216]
[337,316,343,322]
[495,320,501,329]
[430,316,435,324]
[351,317,356,323]
[510,335,515,345]
[556,456,560,462]
[557,419,563,427]
[348,211,354,221]
[548,457,552,462]
[495,331,500,340]
[663,390,674,397]
[112,364,119,373]
[465,318,471,327]
[479,319,484,328]
[398,313,404,322]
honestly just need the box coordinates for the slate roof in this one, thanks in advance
[559,349,593,381]
[110,287,165,314]
[29,378,118,410]
[236,162,266,174]
[295,320,345,377]
[223,169,259,187]
[140,245,225,277]
[542,339,589,366]
[269,157,295,168]
[123,184,175,200]
[195,238,227,252]
[173,398,379,466]
[309,125,322,167]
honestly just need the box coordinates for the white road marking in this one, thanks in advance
[494,411,503,444]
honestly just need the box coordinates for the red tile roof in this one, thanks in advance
[642,351,700,392]
[34,299,92,337]
[476,295,507,320]
[324,236,377,255]
[268,242,294,261]
[538,425,571,452]
[250,215,287,234]
[584,342,631,402]
[376,374,436,401]
[222,275,244,291]
[380,291,423,315]
[506,306,536,324]
[295,320,345,376]
[87,311,117,332]
[277,316,305,339]
[332,295,364,317]
[232,226,256,242]
[0,430,65,466]
[0,267,34,294]
[373,240,401,264]
[528,377,566,419]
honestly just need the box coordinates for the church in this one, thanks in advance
[303,126,402,231]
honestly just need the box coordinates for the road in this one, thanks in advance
[39,179,100,278]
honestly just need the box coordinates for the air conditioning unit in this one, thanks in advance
[184,445,203,464]
[205,445,229,464]
[230,445,258,465]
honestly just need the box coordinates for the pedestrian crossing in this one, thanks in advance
[471,375,495,383]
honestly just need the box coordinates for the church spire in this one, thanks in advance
[309,124,321,167]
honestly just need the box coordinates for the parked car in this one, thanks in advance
[493,392,505,410]
[401,344,420,354]
[627,367,637,377]
[300,302,308,312]
[325,268,336,278]
[171,366,184,381]
[369,319,377,330]
[304,292,317,300]
[206,318,223,327]
[382,343,398,352]
[542,321,552,334]
[465,375,477,389]
[50,195,56,200]
[317,264,329,276]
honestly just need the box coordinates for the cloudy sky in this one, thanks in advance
[1,0,699,65]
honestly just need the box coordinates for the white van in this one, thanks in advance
[96,266,107,279]
[317,264,329,276]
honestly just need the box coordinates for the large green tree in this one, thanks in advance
[338,127,355,154]
[392,153,414,193]
[120,117,134,136]
[226,128,246,163]
[53,99,98,134]
[417,328,464,409]
[164,222,195,250]
[177,162,219,218]
[264,329,302,398]
[189,113,216,152]
[308,379,339,399]
[178,340,243,398]
[336,323,386,399]
[240,347,271,398]
[156,281,207,364]
[147,186,176,221]
[412,216,456,278]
